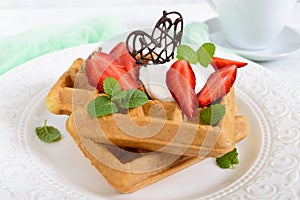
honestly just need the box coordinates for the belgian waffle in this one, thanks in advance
[46,58,249,193]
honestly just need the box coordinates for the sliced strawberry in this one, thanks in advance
[86,52,139,92]
[166,60,197,118]
[109,42,139,81]
[211,57,247,70]
[85,53,106,90]
[197,65,237,107]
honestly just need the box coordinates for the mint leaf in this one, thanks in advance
[117,89,148,109]
[128,89,148,108]
[176,43,216,67]
[103,77,121,99]
[111,90,127,102]
[115,90,132,109]
[177,44,198,64]
[200,104,225,126]
[35,120,61,143]
[197,43,216,67]
[87,96,118,117]
[216,148,239,169]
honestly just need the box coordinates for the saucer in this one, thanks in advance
[205,18,300,61]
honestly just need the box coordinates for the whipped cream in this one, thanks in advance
[139,59,214,102]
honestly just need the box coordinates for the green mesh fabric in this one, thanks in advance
[182,22,211,46]
[0,16,127,75]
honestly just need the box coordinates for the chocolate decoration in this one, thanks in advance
[126,11,183,65]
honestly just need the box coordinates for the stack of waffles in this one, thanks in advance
[46,58,249,193]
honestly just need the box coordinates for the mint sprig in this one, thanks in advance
[197,43,215,67]
[35,120,61,143]
[112,89,148,109]
[126,89,149,108]
[200,104,226,126]
[87,78,148,117]
[88,96,119,117]
[177,45,198,64]
[177,43,216,67]
[216,148,239,169]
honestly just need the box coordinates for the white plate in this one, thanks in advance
[0,44,300,200]
[205,18,300,61]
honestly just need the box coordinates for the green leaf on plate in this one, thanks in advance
[35,119,61,143]
[216,148,239,169]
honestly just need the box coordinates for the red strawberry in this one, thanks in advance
[166,60,197,118]
[109,42,139,81]
[197,65,237,107]
[211,57,247,70]
[86,52,139,92]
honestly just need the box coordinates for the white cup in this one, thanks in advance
[207,0,297,50]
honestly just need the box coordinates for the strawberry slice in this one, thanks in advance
[211,57,247,70]
[197,65,237,107]
[109,42,139,81]
[166,60,197,118]
[86,52,139,92]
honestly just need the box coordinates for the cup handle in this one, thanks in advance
[206,0,218,12]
